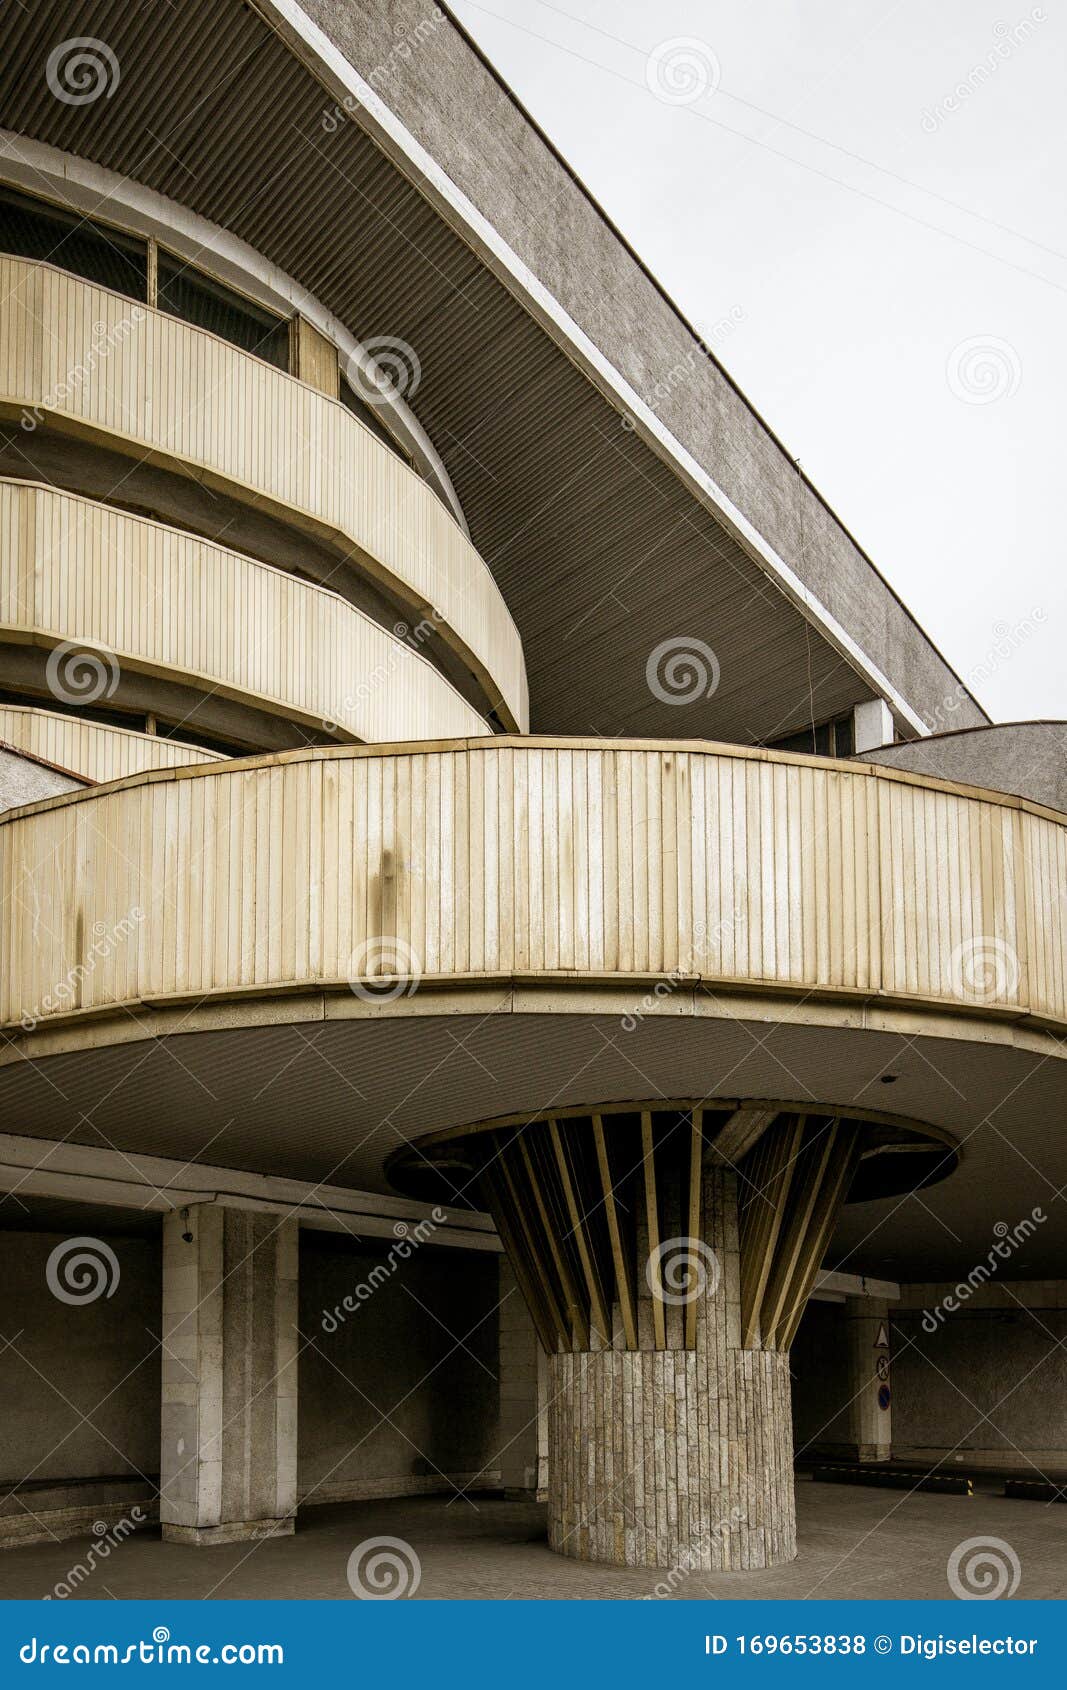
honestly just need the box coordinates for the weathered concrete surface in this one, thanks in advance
[892,1281,1067,1471]
[0,1489,1062,1598]
[865,723,1067,813]
[0,746,82,815]
[844,1296,892,1462]
[297,1232,500,1505]
[299,0,987,735]
[793,1281,1067,1472]
[0,1232,160,1494]
[160,1207,298,1544]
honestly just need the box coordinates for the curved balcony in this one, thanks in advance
[0,704,222,784]
[0,255,527,731]
[3,738,1065,1042]
[0,480,491,745]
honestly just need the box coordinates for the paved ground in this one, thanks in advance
[1,1480,1064,1600]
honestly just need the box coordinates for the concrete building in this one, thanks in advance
[0,0,1064,1589]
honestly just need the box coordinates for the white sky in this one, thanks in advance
[451,0,1065,724]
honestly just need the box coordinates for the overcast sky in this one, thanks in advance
[452,0,1064,725]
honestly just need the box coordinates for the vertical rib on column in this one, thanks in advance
[547,1160,796,1571]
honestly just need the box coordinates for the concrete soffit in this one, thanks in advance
[0,1134,502,1253]
[251,0,932,740]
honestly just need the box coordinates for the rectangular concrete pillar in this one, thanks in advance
[845,1295,892,1462]
[853,698,895,754]
[497,1258,540,1497]
[160,1205,298,1544]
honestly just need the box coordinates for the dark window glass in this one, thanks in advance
[157,249,290,370]
[339,375,413,459]
[768,713,855,757]
[834,712,855,758]
[0,186,146,299]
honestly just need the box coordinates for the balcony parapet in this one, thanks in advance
[0,479,491,747]
[0,255,527,731]
[2,738,1065,1046]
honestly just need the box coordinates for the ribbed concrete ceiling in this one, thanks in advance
[1,0,881,745]
[1,1012,1064,1279]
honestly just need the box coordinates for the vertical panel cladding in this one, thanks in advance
[2,256,526,732]
[547,1166,796,1572]
[0,481,489,743]
[0,745,1061,1030]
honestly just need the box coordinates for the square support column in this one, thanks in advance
[845,1295,892,1462]
[853,698,895,754]
[160,1205,298,1545]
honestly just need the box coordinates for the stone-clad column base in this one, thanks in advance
[548,1346,795,1571]
[408,1109,860,1574]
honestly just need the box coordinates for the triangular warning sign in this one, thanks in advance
[875,1321,890,1349]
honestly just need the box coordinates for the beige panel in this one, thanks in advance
[289,316,340,399]
[1,741,1063,1036]
[0,704,223,782]
[0,480,490,743]
[0,256,527,730]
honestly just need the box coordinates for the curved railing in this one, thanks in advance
[0,480,490,746]
[2,739,1065,1039]
[0,256,527,731]
[0,704,222,784]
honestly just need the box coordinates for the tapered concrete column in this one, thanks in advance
[400,1103,871,1572]
[547,1163,796,1572]
[160,1205,298,1545]
[844,1296,892,1462]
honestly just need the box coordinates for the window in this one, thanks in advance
[157,249,289,371]
[768,712,855,759]
[0,185,146,299]
[0,187,428,478]
[340,374,414,460]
